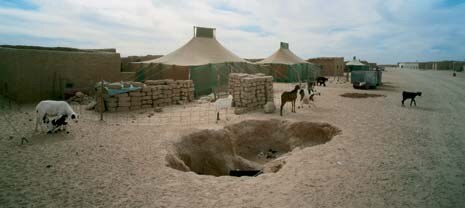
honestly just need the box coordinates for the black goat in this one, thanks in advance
[280,85,300,116]
[402,91,422,106]
[316,77,328,86]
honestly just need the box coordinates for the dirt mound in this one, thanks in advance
[340,93,385,98]
[166,119,340,177]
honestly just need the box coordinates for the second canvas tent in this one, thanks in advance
[257,42,320,83]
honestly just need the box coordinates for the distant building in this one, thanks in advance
[398,62,419,69]
[307,57,345,76]
[432,61,465,71]
[418,62,434,69]
[417,61,465,70]
[378,64,397,70]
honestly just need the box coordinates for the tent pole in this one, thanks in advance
[99,80,104,121]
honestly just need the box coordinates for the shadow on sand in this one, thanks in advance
[377,82,400,92]
[403,106,438,112]
[26,131,74,145]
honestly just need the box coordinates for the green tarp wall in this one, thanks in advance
[133,62,319,97]
[269,63,320,83]
[348,65,369,72]
[189,64,221,96]
[190,62,271,96]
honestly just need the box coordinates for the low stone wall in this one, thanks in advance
[103,80,194,112]
[228,73,273,110]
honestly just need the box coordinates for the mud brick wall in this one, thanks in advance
[307,57,345,76]
[0,46,121,103]
[229,73,273,110]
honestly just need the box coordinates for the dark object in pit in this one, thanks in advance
[21,137,29,144]
[266,149,278,159]
[229,170,262,177]
[46,165,52,168]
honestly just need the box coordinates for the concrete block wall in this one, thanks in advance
[229,73,273,110]
[103,79,194,112]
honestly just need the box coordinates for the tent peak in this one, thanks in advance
[194,26,216,39]
[140,27,246,66]
[346,56,365,66]
[280,42,289,49]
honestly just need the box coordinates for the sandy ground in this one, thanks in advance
[1,69,464,207]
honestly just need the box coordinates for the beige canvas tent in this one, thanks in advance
[257,42,307,65]
[257,42,319,82]
[131,26,269,96]
[141,28,245,66]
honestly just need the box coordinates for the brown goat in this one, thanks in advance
[280,85,300,116]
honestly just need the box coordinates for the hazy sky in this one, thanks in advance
[1,0,464,64]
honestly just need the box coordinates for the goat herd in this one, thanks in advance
[32,76,422,137]
[279,76,423,116]
[280,83,321,116]
[279,76,328,116]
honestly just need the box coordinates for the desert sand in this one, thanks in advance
[1,69,464,207]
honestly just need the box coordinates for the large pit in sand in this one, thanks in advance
[165,120,341,177]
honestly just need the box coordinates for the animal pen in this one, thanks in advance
[81,71,315,128]
[1,71,319,133]
[1,27,321,130]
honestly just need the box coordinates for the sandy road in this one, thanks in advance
[387,69,465,207]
